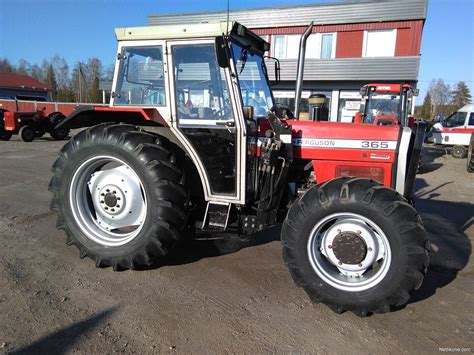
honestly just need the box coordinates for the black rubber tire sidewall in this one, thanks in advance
[58,143,174,259]
[452,145,467,159]
[282,178,428,313]
[19,125,35,142]
[49,113,69,140]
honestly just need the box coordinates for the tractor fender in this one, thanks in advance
[56,106,169,130]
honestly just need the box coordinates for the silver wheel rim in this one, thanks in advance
[69,156,147,247]
[307,212,392,292]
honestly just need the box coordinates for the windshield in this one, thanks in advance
[445,111,467,127]
[231,44,273,117]
[365,93,400,123]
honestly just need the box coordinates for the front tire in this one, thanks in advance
[452,145,467,159]
[281,177,429,315]
[19,125,36,142]
[49,123,189,270]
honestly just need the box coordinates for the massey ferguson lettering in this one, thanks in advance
[293,139,336,147]
[292,138,397,150]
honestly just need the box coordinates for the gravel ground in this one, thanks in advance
[0,135,473,354]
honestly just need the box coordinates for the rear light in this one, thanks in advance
[336,165,385,184]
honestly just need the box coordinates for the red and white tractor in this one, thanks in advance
[354,83,418,127]
[49,22,429,316]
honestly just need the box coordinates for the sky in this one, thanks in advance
[0,0,473,101]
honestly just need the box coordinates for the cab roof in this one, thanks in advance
[115,22,230,41]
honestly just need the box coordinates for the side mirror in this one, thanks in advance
[264,56,280,85]
[215,36,230,68]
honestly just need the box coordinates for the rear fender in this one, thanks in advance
[56,106,169,130]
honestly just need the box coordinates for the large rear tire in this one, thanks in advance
[49,123,189,270]
[281,177,429,316]
[49,112,70,140]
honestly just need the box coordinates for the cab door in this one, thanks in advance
[166,40,245,203]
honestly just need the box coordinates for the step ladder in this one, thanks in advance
[201,201,231,230]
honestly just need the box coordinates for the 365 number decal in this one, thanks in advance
[361,141,390,149]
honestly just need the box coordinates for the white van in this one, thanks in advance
[432,104,474,158]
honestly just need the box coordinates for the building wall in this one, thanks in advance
[253,20,423,58]
[336,31,363,58]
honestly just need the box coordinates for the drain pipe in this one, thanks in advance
[294,22,314,119]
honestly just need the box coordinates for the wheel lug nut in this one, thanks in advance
[117,197,121,201]
[338,261,343,265]
[368,247,373,252]
[337,229,341,234]
[358,263,362,267]
[116,205,120,208]
[100,200,104,204]
[357,230,362,234]
[328,245,332,249]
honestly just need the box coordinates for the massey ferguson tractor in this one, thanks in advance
[354,83,418,127]
[49,22,429,316]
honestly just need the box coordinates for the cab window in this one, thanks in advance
[468,112,474,126]
[114,46,166,106]
[446,111,467,127]
[173,44,232,121]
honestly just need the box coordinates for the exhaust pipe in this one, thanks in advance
[294,22,313,119]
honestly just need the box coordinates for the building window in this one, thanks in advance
[320,34,333,59]
[363,30,397,57]
[338,91,362,122]
[272,33,335,59]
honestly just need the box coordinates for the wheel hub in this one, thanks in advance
[98,185,125,216]
[308,214,392,292]
[86,164,146,233]
[332,232,367,265]
[104,192,118,207]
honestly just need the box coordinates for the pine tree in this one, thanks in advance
[420,92,432,120]
[451,81,472,111]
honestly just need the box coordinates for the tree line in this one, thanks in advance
[416,79,472,120]
[0,56,114,103]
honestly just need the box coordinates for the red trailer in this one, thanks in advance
[0,98,104,142]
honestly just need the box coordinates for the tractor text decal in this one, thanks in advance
[292,138,397,150]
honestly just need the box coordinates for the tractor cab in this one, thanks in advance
[355,83,418,127]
